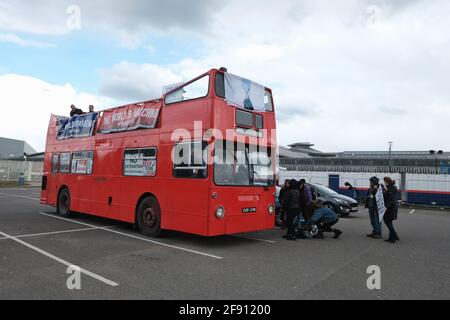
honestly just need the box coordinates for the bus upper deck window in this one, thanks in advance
[165,75,209,104]
[264,91,273,112]
[215,73,225,98]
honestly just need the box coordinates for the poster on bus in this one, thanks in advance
[224,73,265,112]
[124,158,157,177]
[57,113,98,140]
[98,103,161,134]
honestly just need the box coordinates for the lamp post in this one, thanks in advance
[23,154,27,185]
[388,141,393,173]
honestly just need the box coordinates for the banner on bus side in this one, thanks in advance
[98,103,161,134]
[57,113,98,140]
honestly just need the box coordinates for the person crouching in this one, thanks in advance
[304,202,343,239]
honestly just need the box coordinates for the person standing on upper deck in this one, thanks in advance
[70,104,84,117]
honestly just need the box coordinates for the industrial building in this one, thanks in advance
[0,137,37,159]
[0,137,43,184]
[279,142,450,175]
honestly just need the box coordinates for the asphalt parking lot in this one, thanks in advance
[0,187,449,300]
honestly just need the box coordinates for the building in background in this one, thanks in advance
[279,142,450,174]
[0,137,37,159]
[0,137,43,184]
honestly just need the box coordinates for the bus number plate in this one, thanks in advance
[242,207,257,214]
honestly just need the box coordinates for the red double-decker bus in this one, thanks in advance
[41,69,277,237]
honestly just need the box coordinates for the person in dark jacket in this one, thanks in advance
[365,176,383,239]
[383,177,400,243]
[70,104,84,117]
[278,180,290,228]
[298,179,313,219]
[282,179,300,241]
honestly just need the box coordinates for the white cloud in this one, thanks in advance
[165,0,450,151]
[2,0,450,151]
[0,74,111,151]
[0,33,56,49]
[99,61,183,102]
[0,0,224,48]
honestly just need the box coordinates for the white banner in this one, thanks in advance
[375,185,386,221]
[224,73,265,112]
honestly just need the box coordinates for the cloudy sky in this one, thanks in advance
[0,0,449,152]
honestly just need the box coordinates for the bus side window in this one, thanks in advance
[60,153,71,174]
[52,154,59,174]
[123,148,157,177]
[71,151,94,175]
[173,141,208,179]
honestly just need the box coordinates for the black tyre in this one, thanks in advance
[137,196,162,237]
[57,188,72,217]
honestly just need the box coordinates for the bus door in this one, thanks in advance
[169,141,210,234]
[47,153,60,205]
[91,146,120,219]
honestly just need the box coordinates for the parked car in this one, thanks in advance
[309,183,359,217]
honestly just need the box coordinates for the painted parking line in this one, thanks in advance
[39,212,224,260]
[0,225,114,241]
[0,192,40,201]
[0,229,119,287]
[233,235,276,244]
[410,209,416,215]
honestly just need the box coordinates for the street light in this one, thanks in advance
[23,154,28,185]
[388,141,393,173]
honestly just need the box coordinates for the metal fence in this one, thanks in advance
[0,160,43,186]
[279,170,450,207]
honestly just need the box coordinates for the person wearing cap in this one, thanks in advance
[365,176,383,239]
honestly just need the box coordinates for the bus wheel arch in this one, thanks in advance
[57,186,72,217]
[135,193,162,238]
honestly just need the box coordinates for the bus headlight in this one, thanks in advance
[216,206,225,219]
[268,204,275,215]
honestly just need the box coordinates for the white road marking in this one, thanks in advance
[0,226,114,241]
[233,235,276,244]
[39,212,224,260]
[410,209,416,215]
[0,192,40,201]
[0,229,119,287]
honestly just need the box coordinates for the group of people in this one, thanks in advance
[365,176,399,243]
[279,179,342,241]
[278,176,400,244]
[70,104,95,117]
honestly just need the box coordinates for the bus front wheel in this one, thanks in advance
[137,196,162,238]
[57,188,72,217]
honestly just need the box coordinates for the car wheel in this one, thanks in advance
[57,188,72,217]
[137,196,162,238]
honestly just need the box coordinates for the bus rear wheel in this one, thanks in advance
[57,188,72,217]
[137,196,162,238]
